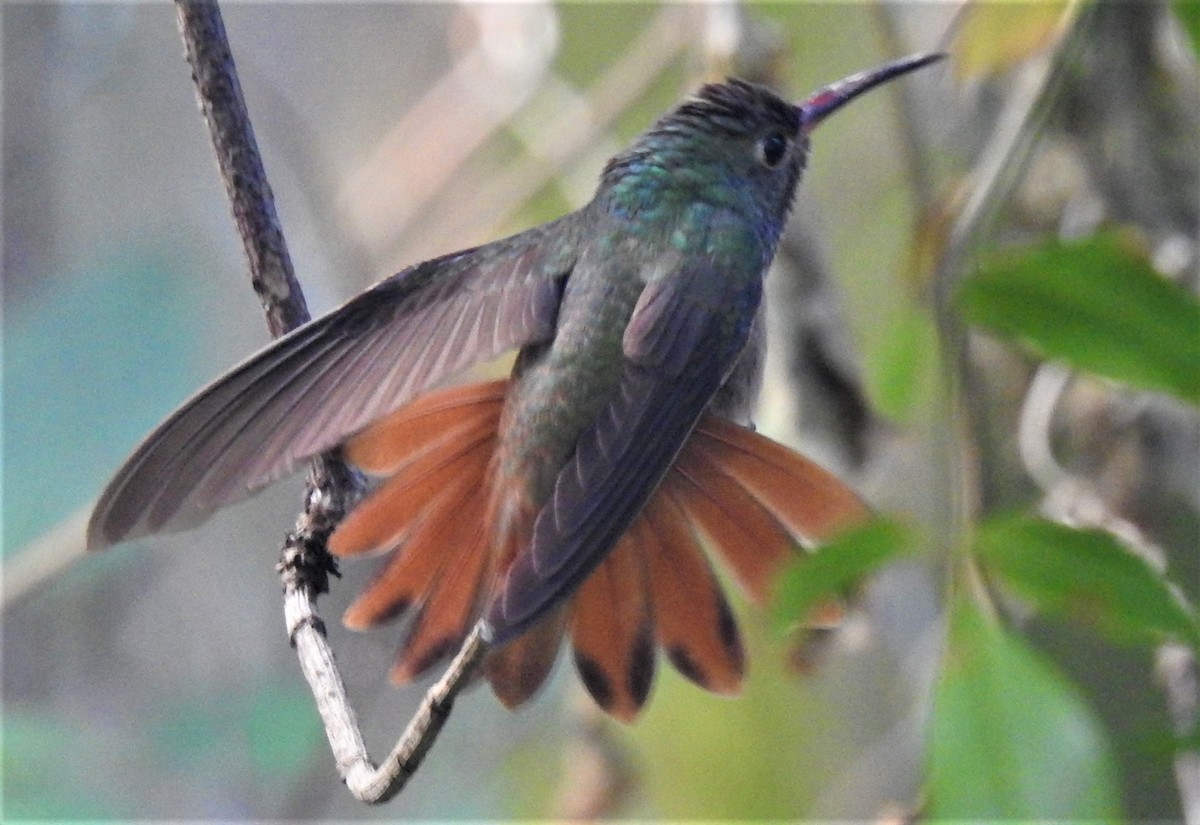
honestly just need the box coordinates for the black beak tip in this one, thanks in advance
[798,51,946,132]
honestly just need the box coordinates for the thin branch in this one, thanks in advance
[922,5,1097,567]
[1,508,90,607]
[175,0,309,337]
[175,0,477,802]
[552,696,636,819]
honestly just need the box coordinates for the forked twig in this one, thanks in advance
[176,0,485,801]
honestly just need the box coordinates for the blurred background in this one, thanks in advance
[3,1,1197,820]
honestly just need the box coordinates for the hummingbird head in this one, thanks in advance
[599,52,943,235]
[601,78,807,231]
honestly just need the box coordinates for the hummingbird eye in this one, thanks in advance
[755,132,790,168]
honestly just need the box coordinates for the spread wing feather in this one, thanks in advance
[88,220,574,549]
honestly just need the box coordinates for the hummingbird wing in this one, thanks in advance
[488,253,763,643]
[88,220,574,549]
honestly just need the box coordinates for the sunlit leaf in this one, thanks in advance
[928,600,1122,819]
[955,1,1077,78]
[958,232,1200,405]
[772,518,918,633]
[977,514,1200,650]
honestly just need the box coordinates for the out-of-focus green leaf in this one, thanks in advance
[865,303,939,423]
[977,514,1200,650]
[955,1,1076,78]
[771,518,918,633]
[1175,0,1200,54]
[630,616,830,818]
[928,599,1121,819]
[958,232,1200,405]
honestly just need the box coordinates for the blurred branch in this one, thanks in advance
[175,0,474,802]
[1,508,90,607]
[336,3,560,262]
[871,4,952,209]
[1158,642,1200,824]
[1008,9,1200,815]
[944,6,1199,814]
[1060,2,1200,278]
[487,5,691,207]
[358,4,694,266]
[931,5,1094,524]
[552,695,636,819]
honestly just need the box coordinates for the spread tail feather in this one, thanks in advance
[569,529,656,723]
[389,491,492,683]
[333,379,564,706]
[668,415,868,605]
[691,415,869,542]
[668,439,795,604]
[339,474,478,629]
[330,428,496,558]
[326,379,866,717]
[484,606,567,708]
[334,382,502,628]
[343,379,506,475]
[639,488,744,694]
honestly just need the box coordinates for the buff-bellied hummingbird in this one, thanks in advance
[89,52,942,722]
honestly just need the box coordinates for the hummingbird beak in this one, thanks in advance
[797,51,945,133]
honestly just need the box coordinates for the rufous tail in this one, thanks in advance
[328,379,867,721]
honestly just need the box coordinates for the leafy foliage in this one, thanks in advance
[1175,0,1200,54]
[927,599,1122,819]
[958,232,1200,405]
[772,517,918,632]
[977,514,1200,650]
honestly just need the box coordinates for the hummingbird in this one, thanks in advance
[89,53,941,722]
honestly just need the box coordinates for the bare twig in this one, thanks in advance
[176,0,310,337]
[175,0,480,802]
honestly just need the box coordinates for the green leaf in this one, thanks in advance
[865,303,938,423]
[977,514,1200,650]
[958,232,1200,405]
[956,1,1074,78]
[1175,0,1200,55]
[928,600,1122,820]
[771,518,917,633]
